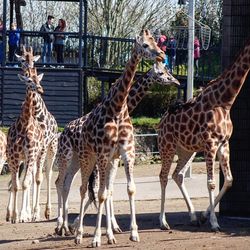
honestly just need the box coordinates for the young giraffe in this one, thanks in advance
[55,30,165,247]
[7,48,58,221]
[0,130,7,174]
[55,61,180,235]
[6,68,44,223]
[158,38,250,232]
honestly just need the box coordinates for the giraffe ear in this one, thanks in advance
[37,73,44,82]
[33,55,40,62]
[18,74,29,82]
[135,35,143,45]
[15,54,24,61]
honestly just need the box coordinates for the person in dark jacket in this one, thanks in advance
[54,18,66,67]
[40,15,55,66]
[0,18,3,65]
[8,23,21,64]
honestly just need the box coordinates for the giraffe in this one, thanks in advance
[6,68,44,223]
[55,61,180,235]
[6,48,58,222]
[157,38,250,232]
[0,130,7,174]
[55,29,165,247]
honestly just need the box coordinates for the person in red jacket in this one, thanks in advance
[194,36,200,76]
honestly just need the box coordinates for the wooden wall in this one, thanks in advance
[0,67,83,127]
[220,0,250,216]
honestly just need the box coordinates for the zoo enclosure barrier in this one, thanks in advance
[0,30,221,80]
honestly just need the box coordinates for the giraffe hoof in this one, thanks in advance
[55,227,63,236]
[113,227,123,234]
[107,237,117,245]
[160,223,171,230]
[91,241,101,248]
[129,233,140,242]
[75,236,82,245]
[211,226,221,233]
[199,212,208,224]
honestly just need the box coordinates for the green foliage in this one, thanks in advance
[0,127,9,135]
[132,117,160,129]
[131,85,178,117]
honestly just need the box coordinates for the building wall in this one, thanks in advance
[0,68,83,127]
[220,0,250,216]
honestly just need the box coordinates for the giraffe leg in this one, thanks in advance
[120,148,139,242]
[108,158,122,233]
[201,142,233,226]
[55,145,73,235]
[203,146,220,232]
[92,158,116,247]
[172,150,198,225]
[62,153,80,236]
[20,160,35,223]
[159,146,176,230]
[44,140,58,220]
[75,155,96,245]
[9,167,19,223]
[70,165,99,234]
[33,148,47,221]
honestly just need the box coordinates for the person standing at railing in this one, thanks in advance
[194,36,200,77]
[166,35,177,74]
[0,18,3,65]
[40,15,55,67]
[54,18,66,68]
[8,23,21,66]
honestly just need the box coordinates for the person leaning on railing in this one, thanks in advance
[0,18,3,65]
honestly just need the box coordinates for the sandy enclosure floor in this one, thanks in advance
[0,162,250,250]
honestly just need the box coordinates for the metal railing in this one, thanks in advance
[1,30,221,79]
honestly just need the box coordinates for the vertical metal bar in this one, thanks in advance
[2,0,7,66]
[83,0,88,68]
[185,0,195,178]
[79,0,83,67]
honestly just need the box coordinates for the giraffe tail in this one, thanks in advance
[88,165,99,209]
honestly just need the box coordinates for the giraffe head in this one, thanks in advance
[18,68,44,94]
[151,61,180,86]
[135,29,165,61]
[16,46,40,71]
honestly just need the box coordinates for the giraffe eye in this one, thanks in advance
[142,43,149,48]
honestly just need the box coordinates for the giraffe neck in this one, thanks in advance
[127,69,155,114]
[202,42,250,109]
[20,90,35,124]
[105,46,141,115]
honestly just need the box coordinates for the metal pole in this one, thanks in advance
[79,0,83,67]
[185,0,195,178]
[2,0,7,66]
[83,0,88,68]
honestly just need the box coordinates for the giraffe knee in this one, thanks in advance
[225,177,233,188]
[172,171,184,187]
[207,180,216,191]
[127,183,136,196]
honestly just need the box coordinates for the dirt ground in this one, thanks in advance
[0,162,250,250]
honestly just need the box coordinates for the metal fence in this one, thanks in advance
[1,30,221,79]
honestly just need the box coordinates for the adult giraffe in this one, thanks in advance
[55,61,180,236]
[158,38,250,232]
[55,29,165,247]
[6,48,58,222]
[6,68,44,223]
